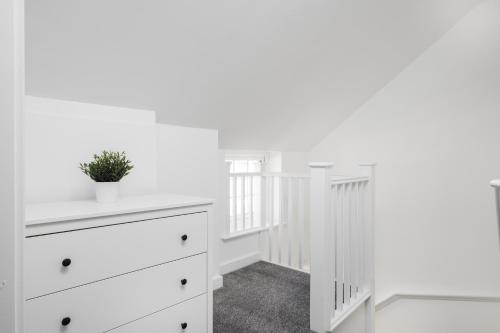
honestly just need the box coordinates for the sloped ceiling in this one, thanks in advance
[26,0,482,151]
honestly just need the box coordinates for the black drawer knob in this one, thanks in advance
[181,234,188,241]
[62,258,72,267]
[61,317,71,326]
[181,322,188,329]
[181,278,188,286]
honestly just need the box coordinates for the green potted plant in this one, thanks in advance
[80,151,134,203]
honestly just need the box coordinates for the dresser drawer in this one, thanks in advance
[110,294,207,333]
[25,253,207,333]
[25,212,207,299]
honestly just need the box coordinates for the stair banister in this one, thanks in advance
[309,162,376,333]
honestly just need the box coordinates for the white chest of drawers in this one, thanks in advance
[24,194,214,333]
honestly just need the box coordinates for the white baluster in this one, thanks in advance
[353,181,360,296]
[225,162,232,236]
[345,183,351,305]
[250,175,254,228]
[298,178,305,270]
[304,178,311,269]
[232,175,237,233]
[352,181,359,297]
[349,182,354,299]
[359,181,366,290]
[242,175,246,231]
[278,176,283,265]
[260,175,267,257]
[360,163,376,333]
[306,178,311,269]
[335,184,343,312]
[269,176,275,262]
[337,183,345,311]
[331,183,337,313]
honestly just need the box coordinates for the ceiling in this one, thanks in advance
[26,0,482,151]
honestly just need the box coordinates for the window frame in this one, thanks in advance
[225,154,266,236]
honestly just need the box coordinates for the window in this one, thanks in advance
[226,157,264,234]
[227,158,262,173]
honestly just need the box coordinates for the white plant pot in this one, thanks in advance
[95,182,120,203]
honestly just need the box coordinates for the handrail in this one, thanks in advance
[262,172,310,178]
[229,172,370,183]
[229,172,309,178]
[331,175,370,185]
[228,172,262,177]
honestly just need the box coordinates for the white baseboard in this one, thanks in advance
[213,274,223,290]
[219,252,261,275]
[376,292,500,311]
[260,259,310,274]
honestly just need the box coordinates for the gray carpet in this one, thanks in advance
[214,261,311,333]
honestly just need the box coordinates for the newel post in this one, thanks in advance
[360,163,376,333]
[309,162,334,333]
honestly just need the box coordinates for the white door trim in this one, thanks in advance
[0,0,24,332]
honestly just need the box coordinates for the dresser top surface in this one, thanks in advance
[26,193,214,226]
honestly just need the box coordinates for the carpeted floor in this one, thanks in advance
[214,261,311,333]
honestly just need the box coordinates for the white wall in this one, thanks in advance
[24,98,220,280]
[281,152,310,173]
[25,97,220,204]
[312,0,500,322]
[156,124,218,198]
[156,124,220,276]
[0,0,23,331]
[25,97,158,203]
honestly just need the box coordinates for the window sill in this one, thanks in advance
[221,227,267,241]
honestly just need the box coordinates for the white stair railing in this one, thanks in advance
[225,163,376,333]
[225,169,310,273]
[309,163,376,333]
[260,173,311,271]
